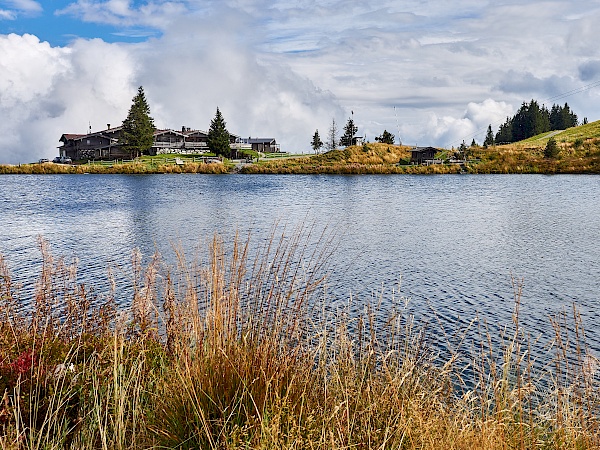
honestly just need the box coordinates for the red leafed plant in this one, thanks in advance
[9,350,37,377]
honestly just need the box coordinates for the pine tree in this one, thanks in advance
[325,118,338,151]
[208,107,230,157]
[340,117,358,147]
[483,124,495,148]
[495,117,513,144]
[375,130,395,145]
[121,86,155,158]
[544,137,559,158]
[311,130,323,154]
[471,138,477,147]
[560,103,578,129]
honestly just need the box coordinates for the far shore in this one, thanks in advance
[3,126,600,176]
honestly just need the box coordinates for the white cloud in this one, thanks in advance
[0,9,16,19]
[0,8,343,164]
[4,0,42,12]
[0,0,41,19]
[3,0,600,162]
[0,34,136,163]
[56,0,188,28]
[426,99,513,149]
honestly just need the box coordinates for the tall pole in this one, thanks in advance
[394,107,402,146]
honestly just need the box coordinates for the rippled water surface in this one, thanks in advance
[1,174,599,353]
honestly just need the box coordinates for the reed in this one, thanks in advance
[0,232,598,448]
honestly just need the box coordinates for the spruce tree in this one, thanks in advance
[311,130,323,153]
[495,117,513,144]
[483,124,495,148]
[340,117,358,147]
[375,130,395,145]
[208,107,230,157]
[544,137,559,158]
[121,86,155,158]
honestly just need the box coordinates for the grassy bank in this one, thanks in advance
[0,160,230,175]
[0,233,598,449]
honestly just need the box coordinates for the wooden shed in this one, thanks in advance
[410,147,439,164]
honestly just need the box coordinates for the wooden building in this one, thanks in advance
[410,147,439,164]
[151,128,211,155]
[240,137,280,153]
[59,126,126,160]
[60,125,276,160]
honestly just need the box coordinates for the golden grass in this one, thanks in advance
[0,161,229,175]
[0,232,599,448]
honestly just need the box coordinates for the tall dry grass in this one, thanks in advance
[0,232,598,449]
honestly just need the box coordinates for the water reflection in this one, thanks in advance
[0,174,599,355]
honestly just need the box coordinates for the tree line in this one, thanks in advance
[484,100,582,147]
[311,117,396,153]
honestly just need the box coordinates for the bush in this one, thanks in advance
[544,137,560,158]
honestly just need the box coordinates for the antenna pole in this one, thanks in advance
[394,107,402,145]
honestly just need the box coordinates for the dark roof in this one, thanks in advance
[60,134,86,141]
[247,138,276,144]
[60,126,123,142]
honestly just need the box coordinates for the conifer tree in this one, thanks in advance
[311,130,323,153]
[483,125,495,148]
[208,107,230,157]
[495,117,513,144]
[375,130,395,145]
[325,118,338,151]
[121,86,155,158]
[340,117,358,147]
[544,137,559,158]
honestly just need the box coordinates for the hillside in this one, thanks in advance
[465,119,600,173]
[521,119,600,146]
[243,121,600,174]
[242,143,463,174]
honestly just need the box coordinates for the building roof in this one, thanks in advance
[61,133,86,140]
[411,146,437,152]
[245,137,276,144]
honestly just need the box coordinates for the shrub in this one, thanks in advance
[545,137,560,158]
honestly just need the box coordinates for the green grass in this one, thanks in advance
[0,232,598,448]
[521,120,600,146]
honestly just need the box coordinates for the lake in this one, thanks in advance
[1,174,599,355]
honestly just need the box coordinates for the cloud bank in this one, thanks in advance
[1,0,600,163]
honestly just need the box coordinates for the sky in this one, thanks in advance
[1,0,600,163]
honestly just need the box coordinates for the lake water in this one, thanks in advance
[1,174,599,355]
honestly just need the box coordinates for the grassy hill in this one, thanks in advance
[521,120,600,146]
[243,121,600,174]
[242,142,463,174]
[466,120,600,174]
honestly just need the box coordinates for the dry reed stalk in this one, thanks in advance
[0,230,599,448]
